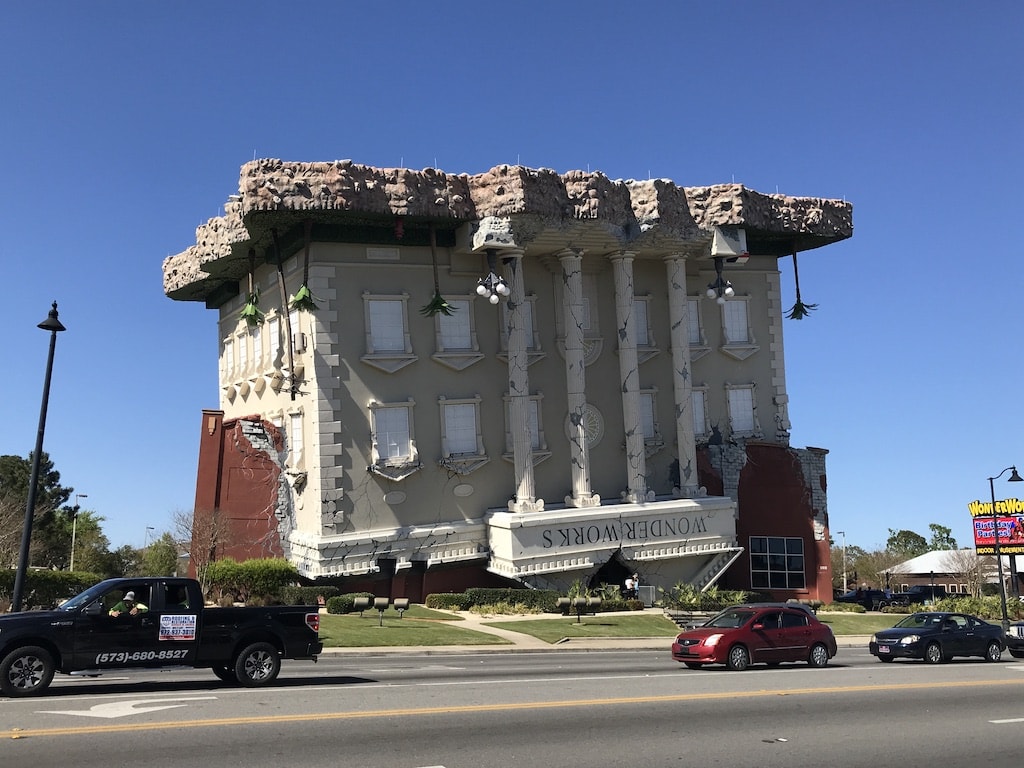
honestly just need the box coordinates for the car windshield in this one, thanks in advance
[705,610,755,628]
[56,580,121,611]
[891,613,945,629]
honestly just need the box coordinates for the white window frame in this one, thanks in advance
[687,297,711,361]
[499,294,545,365]
[719,295,759,361]
[368,399,420,481]
[268,315,281,369]
[223,337,234,380]
[438,395,489,474]
[288,411,304,469]
[637,388,664,457]
[251,325,263,371]
[502,393,552,466]
[726,383,761,438]
[431,296,484,370]
[237,330,248,375]
[633,295,659,364]
[691,386,709,439]
[362,292,418,373]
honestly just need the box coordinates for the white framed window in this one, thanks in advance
[503,393,552,465]
[726,384,760,437]
[251,325,263,370]
[633,295,659,364]
[362,293,417,373]
[638,388,664,456]
[432,297,484,370]
[691,387,709,438]
[237,331,248,374]
[719,296,758,361]
[438,395,489,474]
[223,338,234,380]
[288,411,304,468]
[499,295,545,365]
[687,298,711,361]
[369,399,420,480]
[289,309,306,354]
[268,316,281,368]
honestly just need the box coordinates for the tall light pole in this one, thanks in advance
[145,526,155,547]
[837,530,848,593]
[989,465,1023,634]
[70,493,88,571]
[12,302,66,612]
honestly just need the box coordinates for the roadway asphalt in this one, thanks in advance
[320,608,873,655]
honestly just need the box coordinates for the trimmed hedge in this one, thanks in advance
[278,585,340,606]
[325,592,376,614]
[425,592,473,611]
[205,558,299,603]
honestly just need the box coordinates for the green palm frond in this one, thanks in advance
[420,291,456,317]
[240,290,264,327]
[289,283,318,312]
[785,300,819,320]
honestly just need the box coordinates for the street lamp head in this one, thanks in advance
[38,302,66,333]
[1009,467,1023,483]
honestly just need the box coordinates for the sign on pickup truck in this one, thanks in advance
[0,577,322,697]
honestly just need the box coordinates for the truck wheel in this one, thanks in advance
[1,645,55,698]
[212,665,238,683]
[234,642,281,687]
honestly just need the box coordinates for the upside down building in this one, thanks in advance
[162,159,852,603]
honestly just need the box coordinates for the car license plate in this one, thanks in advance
[878,645,890,653]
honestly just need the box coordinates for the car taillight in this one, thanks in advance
[305,612,320,633]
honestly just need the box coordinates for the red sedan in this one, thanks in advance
[671,604,838,670]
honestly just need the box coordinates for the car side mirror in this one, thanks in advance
[83,601,103,617]
[752,622,764,631]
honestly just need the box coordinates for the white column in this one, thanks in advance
[665,254,700,497]
[611,251,649,503]
[559,249,600,507]
[504,250,543,512]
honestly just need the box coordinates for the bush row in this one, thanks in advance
[0,570,103,611]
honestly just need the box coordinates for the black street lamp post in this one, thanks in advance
[11,302,66,612]
[989,465,1023,634]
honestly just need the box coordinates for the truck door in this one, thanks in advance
[72,585,161,669]
[152,583,200,666]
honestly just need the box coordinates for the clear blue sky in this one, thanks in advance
[3,2,1021,552]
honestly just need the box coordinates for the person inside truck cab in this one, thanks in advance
[109,590,148,617]
[165,586,190,610]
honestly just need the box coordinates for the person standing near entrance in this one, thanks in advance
[624,575,635,600]
[632,573,641,602]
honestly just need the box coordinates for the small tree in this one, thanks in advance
[887,529,929,557]
[173,506,234,596]
[140,532,180,576]
[941,549,993,598]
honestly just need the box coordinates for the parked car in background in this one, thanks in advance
[1003,622,1024,658]
[891,585,948,605]
[834,589,891,610]
[868,611,1004,664]
[671,604,837,671]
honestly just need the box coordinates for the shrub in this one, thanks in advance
[205,558,299,603]
[279,585,340,606]
[823,601,865,613]
[425,592,473,610]
[464,587,561,612]
[325,592,375,614]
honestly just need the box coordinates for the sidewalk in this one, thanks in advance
[320,608,872,655]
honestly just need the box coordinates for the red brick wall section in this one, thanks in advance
[191,411,283,574]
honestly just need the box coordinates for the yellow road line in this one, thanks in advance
[8,678,1024,738]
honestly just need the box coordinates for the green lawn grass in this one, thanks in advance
[316,608,899,647]
[486,614,681,643]
[318,612,511,647]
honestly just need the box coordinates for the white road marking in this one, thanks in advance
[39,696,217,718]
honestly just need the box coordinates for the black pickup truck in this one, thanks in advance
[0,576,322,697]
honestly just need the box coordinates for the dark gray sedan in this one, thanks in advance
[869,611,1004,664]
